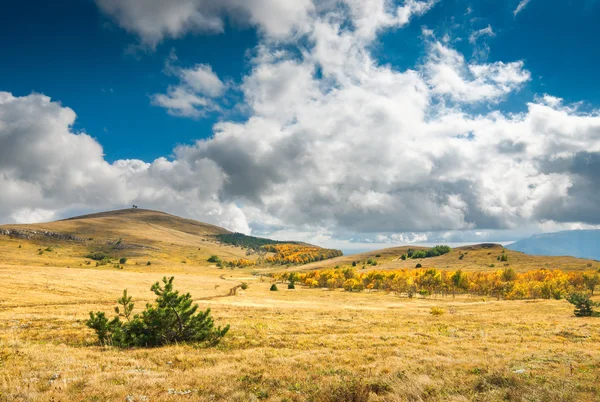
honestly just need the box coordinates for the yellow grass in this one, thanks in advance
[1,264,600,401]
[1,210,599,401]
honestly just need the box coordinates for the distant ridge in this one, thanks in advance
[507,230,600,260]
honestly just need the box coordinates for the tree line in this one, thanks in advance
[284,267,600,300]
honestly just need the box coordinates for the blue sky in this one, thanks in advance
[1,0,600,252]
[1,0,598,162]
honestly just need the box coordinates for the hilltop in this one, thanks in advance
[507,229,600,260]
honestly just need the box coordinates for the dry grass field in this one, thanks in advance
[1,210,599,401]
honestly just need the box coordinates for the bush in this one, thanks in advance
[119,257,128,264]
[146,261,151,266]
[270,284,278,291]
[240,282,249,290]
[567,292,599,317]
[412,250,427,259]
[430,307,445,316]
[86,277,229,347]
[207,255,221,263]
[415,263,422,268]
[288,282,295,289]
[86,252,110,261]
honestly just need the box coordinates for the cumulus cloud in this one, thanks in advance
[151,55,226,117]
[425,42,531,102]
[0,92,249,232]
[95,0,315,47]
[3,0,600,247]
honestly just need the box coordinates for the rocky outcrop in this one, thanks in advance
[0,229,85,242]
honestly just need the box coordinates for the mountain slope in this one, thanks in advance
[0,209,245,269]
[0,208,342,270]
[507,230,600,260]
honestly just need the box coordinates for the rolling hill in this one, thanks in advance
[507,230,600,260]
[1,208,597,274]
[285,242,598,273]
[0,208,341,270]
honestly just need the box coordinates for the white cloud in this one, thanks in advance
[3,0,600,247]
[151,58,226,117]
[0,92,249,233]
[514,0,533,16]
[95,0,315,47]
[180,64,226,97]
[425,42,530,102]
[469,25,495,44]
[152,86,212,118]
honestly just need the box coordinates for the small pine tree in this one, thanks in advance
[567,292,599,317]
[86,277,229,347]
[270,284,278,291]
[207,255,221,263]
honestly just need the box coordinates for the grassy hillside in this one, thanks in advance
[0,209,257,270]
[293,243,598,273]
[0,208,343,271]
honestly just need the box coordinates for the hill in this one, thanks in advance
[506,230,600,260]
[0,208,341,270]
[288,243,598,273]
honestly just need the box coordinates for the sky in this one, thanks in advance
[1,0,600,254]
